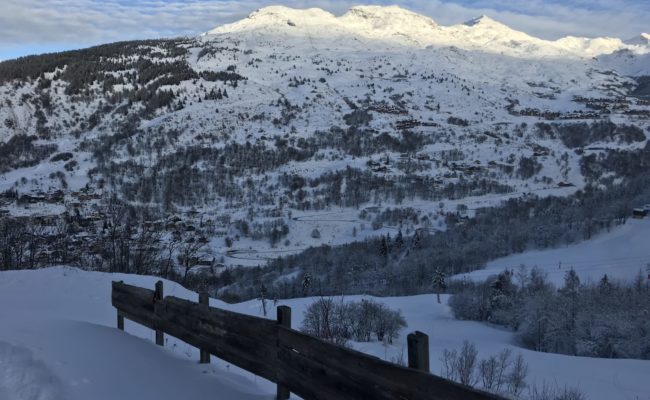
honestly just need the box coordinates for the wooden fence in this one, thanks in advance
[112,280,505,400]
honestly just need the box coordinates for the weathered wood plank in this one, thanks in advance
[277,345,384,400]
[407,331,430,372]
[111,281,156,329]
[154,281,164,346]
[276,306,292,400]
[154,297,278,381]
[277,327,502,400]
[158,296,278,343]
[111,283,505,400]
[117,312,124,330]
[198,292,210,364]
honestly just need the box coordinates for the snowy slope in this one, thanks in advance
[0,268,271,400]
[1,267,650,400]
[456,217,650,286]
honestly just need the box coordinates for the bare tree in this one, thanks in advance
[508,354,528,397]
[440,348,459,381]
[258,284,268,316]
[178,234,208,283]
[456,341,479,387]
[160,235,180,278]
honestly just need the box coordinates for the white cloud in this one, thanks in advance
[1,0,648,59]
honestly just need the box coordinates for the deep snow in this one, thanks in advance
[1,264,650,399]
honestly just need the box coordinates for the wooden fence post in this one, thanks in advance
[276,306,291,400]
[199,292,210,364]
[154,280,164,346]
[117,280,124,330]
[407,331,430,373]
[117,312,124,330]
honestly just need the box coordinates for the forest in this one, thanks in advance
[450,267,650,359]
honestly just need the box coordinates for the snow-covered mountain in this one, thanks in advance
[626,32,650,46]
[205,5,650,59]
[0,5,648,268]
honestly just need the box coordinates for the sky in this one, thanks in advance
[1,0,648,61]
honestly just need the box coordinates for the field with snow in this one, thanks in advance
[1,263,649,400]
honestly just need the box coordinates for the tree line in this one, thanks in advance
[450,267,650,359]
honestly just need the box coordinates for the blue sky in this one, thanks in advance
[1,0,648,60]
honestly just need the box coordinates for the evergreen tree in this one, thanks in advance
[395,229,404,251]
[432,269,448,304]
[302,272,312,296]
[379,236,388,258]
[598,274,612,295]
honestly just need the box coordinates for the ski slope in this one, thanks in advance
[1,267,650,399]
[457,217,650,286]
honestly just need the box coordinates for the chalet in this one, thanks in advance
[33,215,58,226]
[632,208,648,218]
[77,193,101,201]
[19,194,47,204]
[558,182,575,188]
[395,119,420,130]
[48,190,65,203]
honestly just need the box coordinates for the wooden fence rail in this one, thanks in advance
[111,280,505,400]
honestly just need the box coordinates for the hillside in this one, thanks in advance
[459,216,650,286]
[0,5,648,298]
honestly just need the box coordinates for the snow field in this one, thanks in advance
[1,260,650,399]
[457,217,650,286]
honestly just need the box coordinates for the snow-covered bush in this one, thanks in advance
[449,267,650,359]
[301,298,407,345]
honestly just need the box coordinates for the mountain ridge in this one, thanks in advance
[205,5,649,59]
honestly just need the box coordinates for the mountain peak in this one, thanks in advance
[203,5,640,59]
[205,5,336,34]
[341,5,437,29]
[247,5,335,21]
[345,5,433,21]
[625,32,650,46]
[464,15,497,27]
